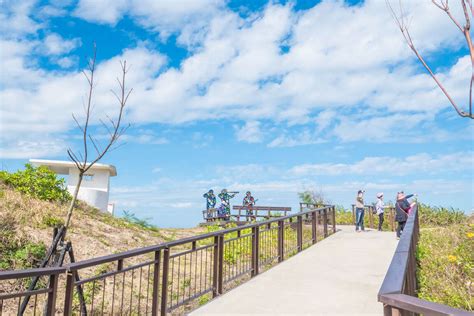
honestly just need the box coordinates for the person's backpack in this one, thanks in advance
[372,203,377,214]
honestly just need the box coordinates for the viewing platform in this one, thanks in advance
[191,225,398,315]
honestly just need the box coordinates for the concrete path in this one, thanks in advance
[191,225,398,316]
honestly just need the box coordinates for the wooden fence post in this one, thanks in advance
[352,205,355,225]
[63,272,74,315]
[151,250,161,315]
[332,206,336,233]
[278,220,284,262]
[251,226,260,276]
[218,234,224,294]
[160,248,170,316]
[297,215,303,252]
[323,209,328,237]
[212,236,219,298]
[45,273,58,315]
[311,211,317,244]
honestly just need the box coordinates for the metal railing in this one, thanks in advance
[377,205,472,316]
[351,204,397,231]
[0,205,336,315]
[202,206,292,222]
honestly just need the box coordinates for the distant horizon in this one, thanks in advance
[1,0,473,227]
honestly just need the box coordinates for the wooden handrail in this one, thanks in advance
[378,205,472,315]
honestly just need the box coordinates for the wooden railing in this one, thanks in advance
[202,206,291,222]
[377,204,471,316]
[351,204,396,231]
[0,205,336,315]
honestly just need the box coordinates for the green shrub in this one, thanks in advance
[42,213,65,228]
[0,164,71,203]
[418,204,466,226]
[417,223,473,310]
[0,214,47,270]
[198,293,211,306]
[122,210,159,231]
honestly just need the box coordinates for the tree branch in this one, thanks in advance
[386,0,474,118]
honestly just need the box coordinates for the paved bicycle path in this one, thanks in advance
[191,225,398,316]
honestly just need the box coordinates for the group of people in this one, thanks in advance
[203,189,257,220]
[355,190,416,239]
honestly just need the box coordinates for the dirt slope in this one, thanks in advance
[0,182,204,267]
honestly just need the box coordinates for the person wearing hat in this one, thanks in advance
[218,189,237,220]
[242,191,256,221]
[355,190,365,232]
[203,190,216,218]
[395,192,411,239]
[375,193,386,231]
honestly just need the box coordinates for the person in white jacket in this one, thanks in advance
[375,193,386,231]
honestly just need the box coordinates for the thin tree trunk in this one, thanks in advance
[64,172,83,231]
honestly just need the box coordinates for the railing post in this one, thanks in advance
[332,206,336,233]
[63,271,74,315]
[278,220,284,262]
[212,236,219,297]
[390,207,395,231]
[311,211,317,244]
[369,206,374,229]
[45,273,58,315]
[352,204,355,225]
[151,250,161,316]
[323,209,328,237]
[297,215,303,252]
[160,248,170,316]
[251,226,260,276]
[218,234,224,295]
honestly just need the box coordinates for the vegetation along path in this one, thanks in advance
[191,225,398,316]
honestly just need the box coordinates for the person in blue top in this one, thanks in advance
[218,189,237,220]
[203,190,216,218]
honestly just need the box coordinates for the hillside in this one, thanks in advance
[0,181,205,270]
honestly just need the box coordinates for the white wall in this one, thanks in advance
[67,168,111,211]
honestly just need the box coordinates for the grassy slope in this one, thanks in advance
[0,182,205,269]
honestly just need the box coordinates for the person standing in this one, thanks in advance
[203,190,216,219]
[395,192,409,239]
[218,189,236,220]
[242,191,256,221]
[355,190,365,232]
[375,193,385,231]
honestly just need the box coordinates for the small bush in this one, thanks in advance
[122,210,159,231]
[0,164,71,203]
[418,204,466,226]
[42,213,65,228]
[0,213,47,270]
[417,222,473,310]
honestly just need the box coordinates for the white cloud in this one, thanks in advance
[73,0,225,40]
[41,34,81,55]
[267,129,326,148]
[235,121,264,143]
[290,152,474,176]
[2,0,472,157]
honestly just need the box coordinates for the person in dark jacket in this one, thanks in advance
[395,192,410,239]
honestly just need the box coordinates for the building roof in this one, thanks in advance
[29,159,117,176]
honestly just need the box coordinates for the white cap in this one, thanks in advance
[377,192,384,198]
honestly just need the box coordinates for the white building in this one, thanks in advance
[29,159,117,214]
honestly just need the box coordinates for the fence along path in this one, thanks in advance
[0,206,336,315]
[191,225,399,316]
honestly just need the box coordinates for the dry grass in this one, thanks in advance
[0,182,205,265]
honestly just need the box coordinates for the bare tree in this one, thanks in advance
[387,0,474,119]
[64,45,132,230]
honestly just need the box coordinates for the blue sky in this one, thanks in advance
[1,0,473,227]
